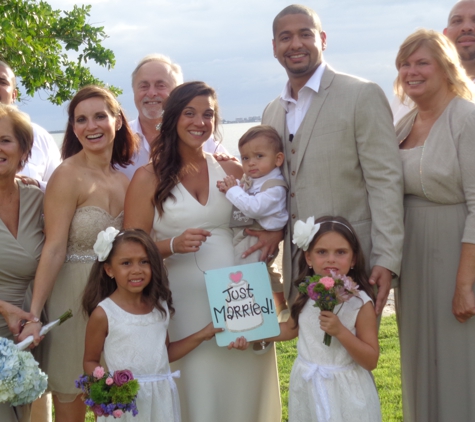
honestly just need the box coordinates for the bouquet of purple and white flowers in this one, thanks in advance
[76,366,140,418]
[298,272,360,346]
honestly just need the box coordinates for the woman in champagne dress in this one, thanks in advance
[20,86,138,422]
[394,30,475,422]
[124,81,281,422]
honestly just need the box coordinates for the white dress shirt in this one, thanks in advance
[279,62,327,135]
[225,167,288,230]
[120,118,229,180]
[19,123,61,192]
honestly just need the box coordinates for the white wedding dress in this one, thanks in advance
[152,154,281,422]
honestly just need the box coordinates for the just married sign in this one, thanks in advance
[204,262,280,347]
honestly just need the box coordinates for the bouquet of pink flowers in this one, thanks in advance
[298,272,360,346]
[75,366,140,418]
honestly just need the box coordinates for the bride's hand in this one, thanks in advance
[174,228,211,254]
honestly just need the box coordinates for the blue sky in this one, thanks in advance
[17,0,454,131]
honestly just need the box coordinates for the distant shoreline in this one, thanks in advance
[48,121,258,133]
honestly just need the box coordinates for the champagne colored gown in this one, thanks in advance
[41,206,123,402]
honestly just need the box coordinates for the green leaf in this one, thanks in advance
[0,0,118,104]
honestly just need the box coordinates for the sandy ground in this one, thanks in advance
[274,247,396,316]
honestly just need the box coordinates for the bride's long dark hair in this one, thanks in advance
[150,81,221,216]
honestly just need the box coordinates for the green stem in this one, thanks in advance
[323,332,332,346]
[58,309,73,325]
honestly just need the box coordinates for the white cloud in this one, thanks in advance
[19,0,456,129]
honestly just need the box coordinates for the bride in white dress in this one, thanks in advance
[124,81,281,422]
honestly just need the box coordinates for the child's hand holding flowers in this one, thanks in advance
[319,311,345,338]
[298,272,360,346]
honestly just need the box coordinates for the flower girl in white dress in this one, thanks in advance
[265,216,382,422]
[82,228,244,422]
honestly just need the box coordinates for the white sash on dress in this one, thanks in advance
[298,355,355,422]
[136,370,181,422]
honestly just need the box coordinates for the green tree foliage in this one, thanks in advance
[0,0,121,104]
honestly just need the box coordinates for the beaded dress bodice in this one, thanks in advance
[65,206,123,262]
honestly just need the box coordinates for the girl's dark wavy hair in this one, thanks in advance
[82,229,174,317]
[62,85,139,168]
[150,81,221,216]
[290,216,375,327]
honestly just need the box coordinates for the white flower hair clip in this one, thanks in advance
[93,227,120,262]
[292,217,321,251]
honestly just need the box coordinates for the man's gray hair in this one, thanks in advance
[0,60,16,90]
[273,4,322,37]
[131,54,183,87]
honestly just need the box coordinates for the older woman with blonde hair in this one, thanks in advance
[0,104,45,421]
[394,28,475,422]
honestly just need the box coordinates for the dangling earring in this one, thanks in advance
[350,266,354,270]
[309,265,312,269]
[155,110,164,131]
[20,159,25,167]
[110,275,114,279]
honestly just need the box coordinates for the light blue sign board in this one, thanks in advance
[204,261,280,347]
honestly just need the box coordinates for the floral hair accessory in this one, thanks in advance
[94,227,120,262]
[292,217,320,251]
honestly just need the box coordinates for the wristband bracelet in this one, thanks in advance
[21,319,42,327]
[170,236,176,255]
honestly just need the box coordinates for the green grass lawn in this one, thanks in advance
[84,315,401,422]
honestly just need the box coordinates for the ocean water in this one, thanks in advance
[50,121,260,159]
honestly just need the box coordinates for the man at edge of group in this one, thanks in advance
[120,54,228,180]
[250,4,404,315]
[0,61,60,191]
[393,0,475,123]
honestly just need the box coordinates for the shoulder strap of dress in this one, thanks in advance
[97,298,115,318]
[260,179,288,192]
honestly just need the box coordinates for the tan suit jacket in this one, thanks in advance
[262,66,404,302]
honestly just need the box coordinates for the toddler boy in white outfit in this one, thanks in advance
[217,125,288,335]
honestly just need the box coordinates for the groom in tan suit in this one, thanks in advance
[259,4,404,315]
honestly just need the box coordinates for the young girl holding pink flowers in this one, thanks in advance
[82,228,247,422]
[264,216,382,422]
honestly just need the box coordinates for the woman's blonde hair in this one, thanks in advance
[394,28,474,103]
[0,104,33,171]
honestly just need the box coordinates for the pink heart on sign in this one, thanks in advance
[229,271,243,283]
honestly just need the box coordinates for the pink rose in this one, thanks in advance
[106,377,114,386]
[92,366,105,379]
[92,404,105,416]
[113,409,123,418]
[113,369,134,386]
[320,277,335,290]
